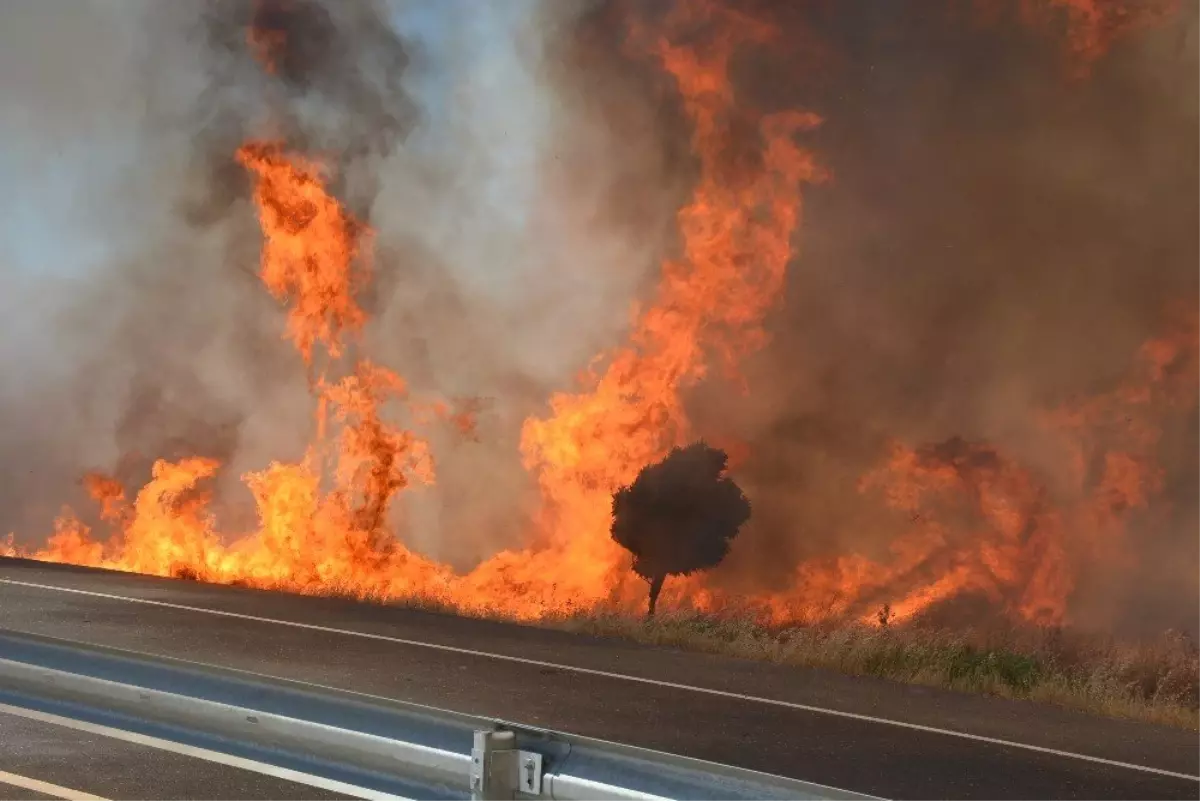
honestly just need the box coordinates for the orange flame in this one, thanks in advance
[696,307,1198,628]
[970,0,1184,74]
[33,148,453,598]
[247,0,288,76]
[1038,0,1180,69]
[236,141,369,367]
[28,0,822,621]
[21,0,1194,633]
[507,0,824,612]
[28,118,456,592]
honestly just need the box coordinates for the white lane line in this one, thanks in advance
[3,577,1198,783]
[0,769,109,801]
[0,702,411,801]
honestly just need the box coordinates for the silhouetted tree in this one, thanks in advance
[611,442,751,616]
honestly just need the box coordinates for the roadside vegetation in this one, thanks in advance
[248,573,1195,729]
[310,575,1198,730]
[81,566,1200,731]
[541,609,1199,730]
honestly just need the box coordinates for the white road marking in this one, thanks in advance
[0,702,411,801]
[3,576,1198,784]
[0,769,109,801]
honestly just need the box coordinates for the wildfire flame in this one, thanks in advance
[28,136,455,598]
[681,307,1199,627]
[235,141,369,368]
[12,0,1193,632]
[503,0,824,613]
[1040,0,1181,71]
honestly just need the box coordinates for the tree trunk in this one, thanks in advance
[647,573,665,618]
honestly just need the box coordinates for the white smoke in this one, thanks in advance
[0,0,669,567]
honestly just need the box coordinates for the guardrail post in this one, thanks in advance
[0,630,870,801]
[471,729,543,800]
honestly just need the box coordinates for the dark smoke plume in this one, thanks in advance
[549,0,1198,634]
[2,1,663,566]
[0,0,423,541]
[183,0,416,223]
[612,442,751,615]
[3,0,1196,636]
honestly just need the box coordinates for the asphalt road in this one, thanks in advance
[0,704,351,801]
[1,558,1197,800]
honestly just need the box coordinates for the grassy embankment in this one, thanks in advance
[326,581,1198,730]
[21,555,1196,730]
[542,609,1200,730]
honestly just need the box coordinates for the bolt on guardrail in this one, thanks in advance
[470,729,542,800]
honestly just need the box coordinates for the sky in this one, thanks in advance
[0,0,542,281]
[0,0,658,565]
[0,1,133,278]
[0,0,576,401]
[2,1,1194,633]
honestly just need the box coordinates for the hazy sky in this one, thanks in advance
[0,0,540,281]
[0,0,651,565]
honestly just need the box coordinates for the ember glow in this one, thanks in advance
[1036,0,1181,70]
[6,0,1196,632]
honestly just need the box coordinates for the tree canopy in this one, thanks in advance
[611,441,751,615]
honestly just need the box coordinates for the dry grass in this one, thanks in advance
[299,582,1199,729]
[182,570,1200,730]
[541,610,1200,730]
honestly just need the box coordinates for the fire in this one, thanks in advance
[1039,0,1181,70]
[507,0,823,612]
[235,141,369,367]
[699,307,1197,628]
[24,0,821,620]
[246,0,296,77]
[28,122,454,597]
[969,0,1182,74]
[15,0,1194,633]
[320,361,437,535]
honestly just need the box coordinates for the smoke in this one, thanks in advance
[672,0,1198,634]
[362,1,689,563]
[0,0,668,564]
[1,0,1195,634]
[177,0,415,223]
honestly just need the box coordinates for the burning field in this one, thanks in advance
[0,0,1197,717]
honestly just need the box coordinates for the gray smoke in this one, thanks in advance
[1,0,1195,637]
[682,1,1200,636]
[0,0,669,563]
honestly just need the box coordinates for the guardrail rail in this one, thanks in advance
[0,628,874,800]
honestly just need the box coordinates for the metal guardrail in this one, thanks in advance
[0,629,874,800]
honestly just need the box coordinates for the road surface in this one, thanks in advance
[1,558,1196,800]
[0,703,355,800]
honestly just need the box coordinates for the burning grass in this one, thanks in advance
[9,0,1196,738]
[544,609,1200,730]
[5,545,1194,729]
[224,570,1199,731]
[262,577,1200,729]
